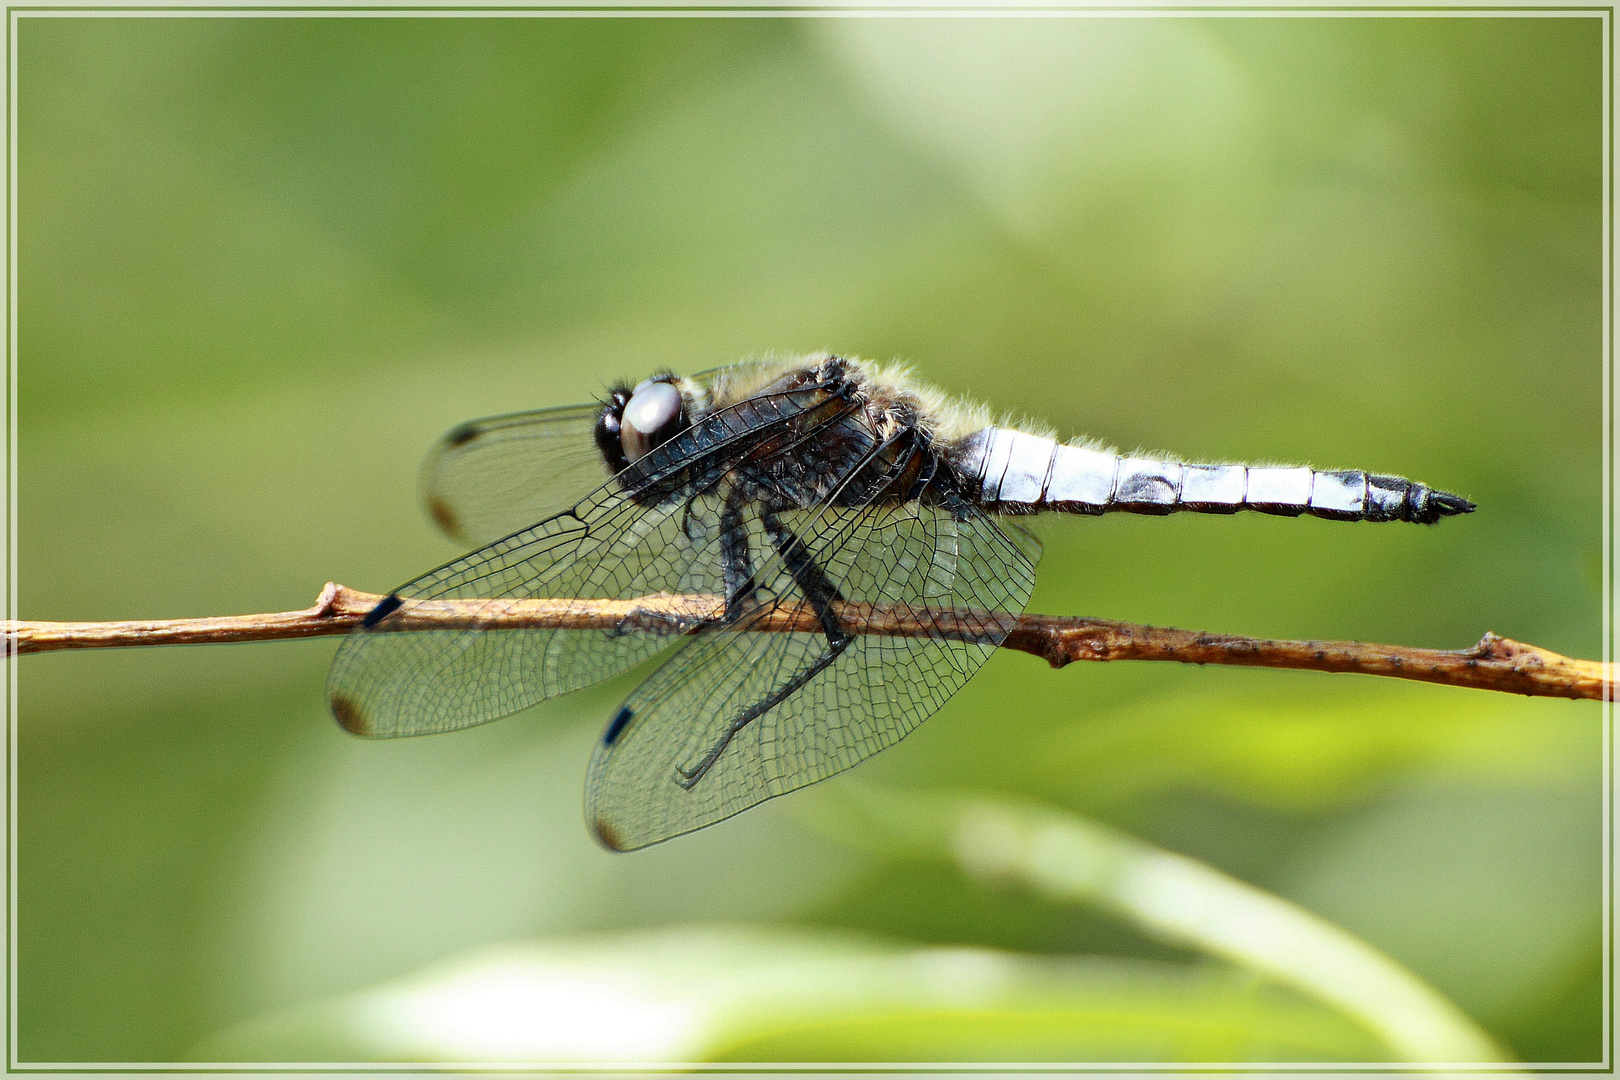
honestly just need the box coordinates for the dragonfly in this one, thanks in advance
[327,353,1474,851]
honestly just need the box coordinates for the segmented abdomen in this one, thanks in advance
[953,427,1474,525]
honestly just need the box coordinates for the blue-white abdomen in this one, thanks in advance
[952,427,1473,525]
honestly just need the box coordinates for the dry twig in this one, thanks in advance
[5,583,1605,702]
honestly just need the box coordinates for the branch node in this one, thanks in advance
[313,582,341,618]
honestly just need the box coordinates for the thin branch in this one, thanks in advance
[5,582,1607,702]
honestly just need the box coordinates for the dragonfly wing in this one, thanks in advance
[420,403,609,547]
[329,496,694,738]
[584,490,1041,851]
[327,379,858,738]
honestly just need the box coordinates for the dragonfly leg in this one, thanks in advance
[675,513,852,790]
[674,635,852,790]
[609,489,760,638]
[719,489,759,625]
[762,512,850,649]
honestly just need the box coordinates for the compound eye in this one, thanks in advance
[620,380,684,463]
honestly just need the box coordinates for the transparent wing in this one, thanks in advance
[419,403,610,547]
[327,382,851,738]
[583,486,1041,851]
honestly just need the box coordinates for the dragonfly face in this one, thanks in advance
[327,353,1472,851]
[594,375,688,474]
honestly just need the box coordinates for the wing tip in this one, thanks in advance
[445,421,481,448]
[426,495,463,539]
[329,692,371,736]
[591,816,631,852]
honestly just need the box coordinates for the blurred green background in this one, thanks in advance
[17,12,1605,1065]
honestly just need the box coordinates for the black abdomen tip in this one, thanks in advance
[1430,491,1476,516]
[1407,485,1476,524]
[1368,473,1475,524]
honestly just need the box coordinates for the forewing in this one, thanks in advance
[584,494,1041,851]
[420,403,609,547]
[327,382,850,739]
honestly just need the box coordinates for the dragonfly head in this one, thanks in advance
[595,374,691,473]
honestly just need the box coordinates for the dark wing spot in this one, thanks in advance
[330,693,369,735]
[446,422,480,448]
[362,594,404,628]
[426,496,460,537]
[592,818,627,852]
[603,706,633,746]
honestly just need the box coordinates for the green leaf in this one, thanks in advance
[196,926,1383,1064]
